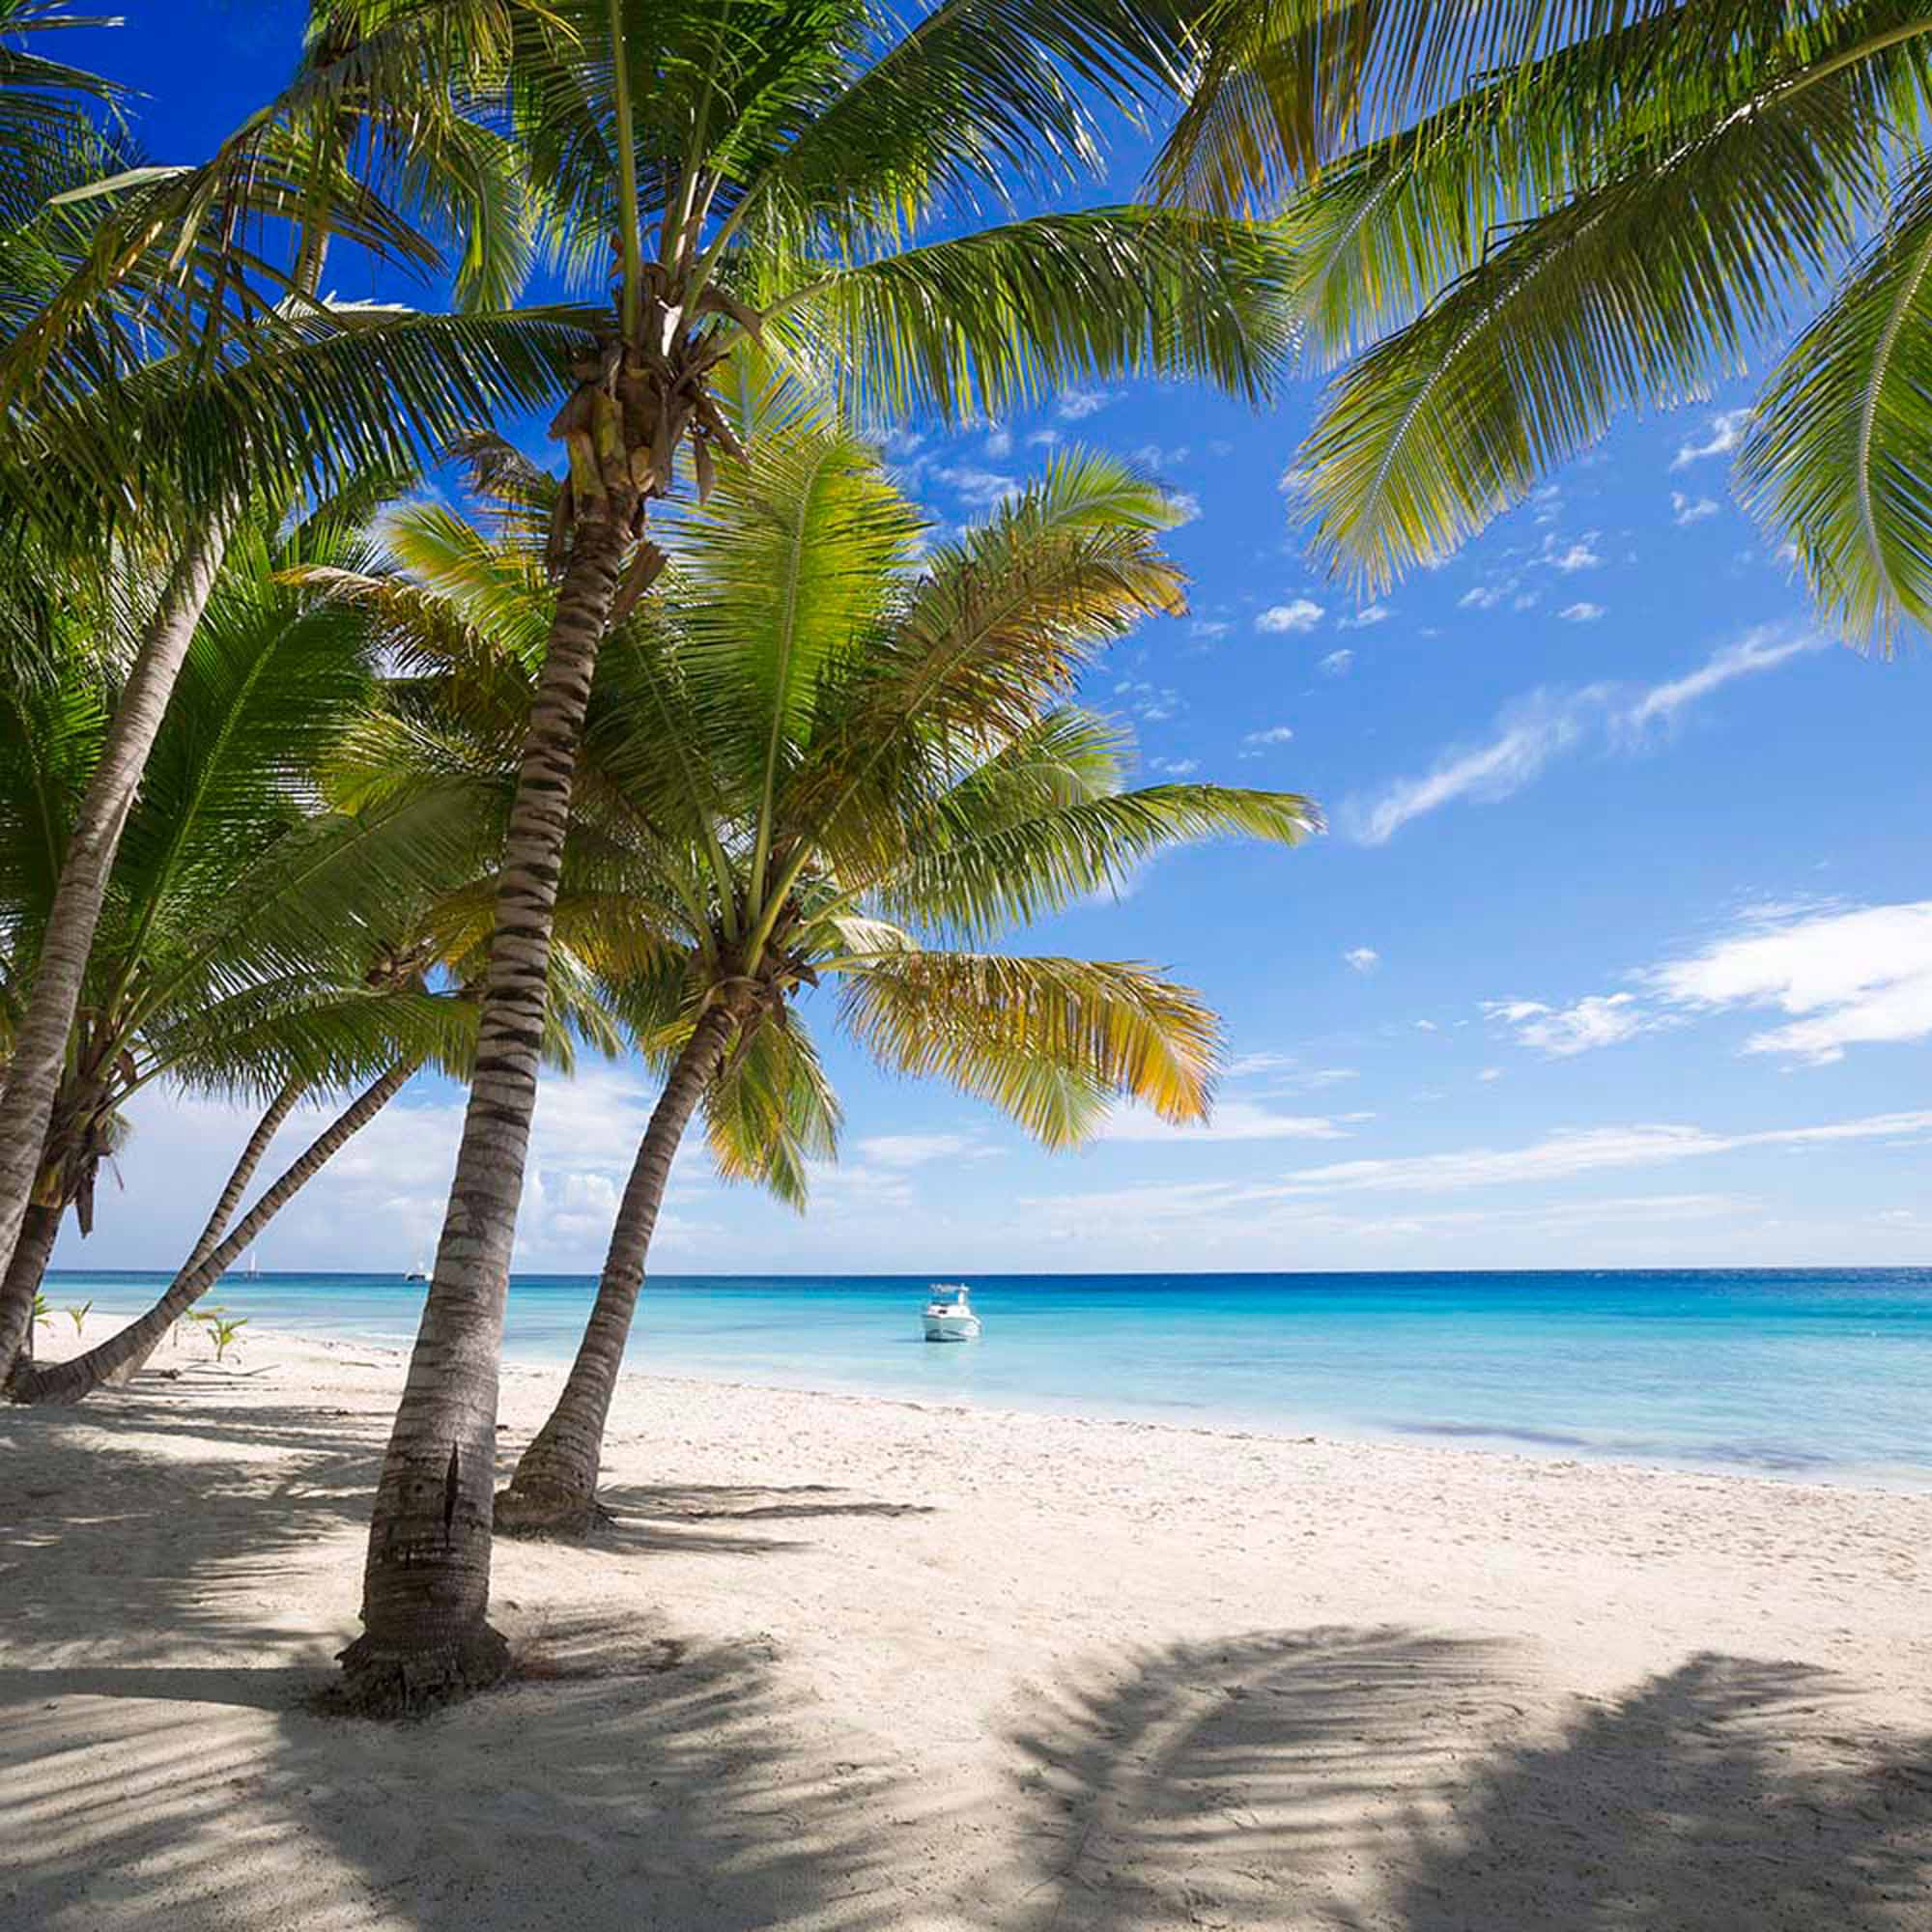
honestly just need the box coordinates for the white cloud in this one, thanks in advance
[1190,618,1231,640]
[1671,491,1719,526]
[1344,946,1379,973]
[1546,534,1603,572]
[1318,648,1354,675]
[1459,583,1506,610]
[1338,603,1390,630]
[1485,991,1654,1057]
[1242,724,1294,746]
[1150,755,1200,776]
[1256,598,1324,634]
[1620,625,1822,733]
[934,463,1018,510]
[1026,428,1062,448]
[1413,1019,1437,1033]
[1349,627,1819,842]
[1478,1067,1503,1083]
[1672,408,1751,470]
[1648,900,1932,1065]
[1101,1099,1349,1144]
[1056,387,1116,421]
[982,427,1012,459]
[1558,601,1605,622]
[855,1132,990,1169]
[1166,490,1202,526]
[1276,1110,1932,1197]
[1348,689,1594,845]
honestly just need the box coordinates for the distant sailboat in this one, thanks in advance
[243,1248,261,1280]
[405,1253,429,1283]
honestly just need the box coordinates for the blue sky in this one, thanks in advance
[49,4,1932,1274]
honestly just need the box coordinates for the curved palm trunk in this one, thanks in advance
[1,1204,63,1368]
[497,1002,740,1536]
[340,520,634,1713]
[100,1077,303,1389]
[8,1061,412,1405]
[0,517,231,1372]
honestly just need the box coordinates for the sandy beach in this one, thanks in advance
[4,1326,1930,1930]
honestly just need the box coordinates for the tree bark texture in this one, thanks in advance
[497,1000,740,1535]
[9,1062,412,1405]
[339,518,632,1712]
[0,516,231,1372]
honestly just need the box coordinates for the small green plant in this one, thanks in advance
[32,1292,52,1330]
[205,1314,247,1363]
[66,1299,92,1337]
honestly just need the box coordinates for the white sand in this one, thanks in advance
[3,1324,1929,1930]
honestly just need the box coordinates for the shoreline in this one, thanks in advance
[86,1313,1932,1494]
[7,1324,1930,1926]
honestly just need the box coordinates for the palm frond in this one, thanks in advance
[1740,153,1932,652]
[835,950,1221,1147]
[703,1010,840,1209]
[762,206,1298,421]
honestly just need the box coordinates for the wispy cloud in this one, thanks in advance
[1242,724,1294,747]
[1347,689,1595,845]
[1101,1099,1349,1144]
[1347,627,1818,842]
[933,463,1017,510]
[1619,626,1821,733]
[1671,490,1719,526]
[1344,946,1379,973]
[1257,598,1324,634]
[855,1131,992,1168]
[1277,1109,1932,1197]
[1338,603,1390,630]
[1484,992,1655,1057]
[1057,386,1117,421]
[1319,648,1354,675]
[1558,601,1605,622]
[1672,408,1750,470]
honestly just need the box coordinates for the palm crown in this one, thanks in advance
[330,423,1321,1189]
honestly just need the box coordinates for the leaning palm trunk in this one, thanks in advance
[497,1002,742,1536]
[0,1203,63,1367]
[9,1060,412,1405]
[341,521,636,1709]
[101,1076,304,1389]
[0,516,232,1371]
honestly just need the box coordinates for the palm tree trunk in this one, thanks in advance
[8,1061,412,1405]
[497,1001,740,1536]
[100,1076,303,1389]
[340,517,634,1714]
[1,1203,63,1369]
[0,516,231,1373]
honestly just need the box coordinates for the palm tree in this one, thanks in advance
[0,0,576,1340]
[1159,0,1932,645]
[317,425,1320,1535]
[500,433,1321,1532]
[337,0,1301,1710]
[0,490,479,1346]
[0,484,626,1403]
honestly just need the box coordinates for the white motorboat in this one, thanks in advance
[921,1284,981,1343]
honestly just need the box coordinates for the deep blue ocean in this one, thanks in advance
[43,1266,1932,1484]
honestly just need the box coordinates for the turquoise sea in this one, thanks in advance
[43,1266,1932,1485]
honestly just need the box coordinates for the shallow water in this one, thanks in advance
[43,1265,1932,1483]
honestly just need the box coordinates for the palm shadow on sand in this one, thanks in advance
[987,1629,1932,1931]
[0,1384,942,1931]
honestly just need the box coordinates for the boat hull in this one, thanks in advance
[922,1314,981,1343]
